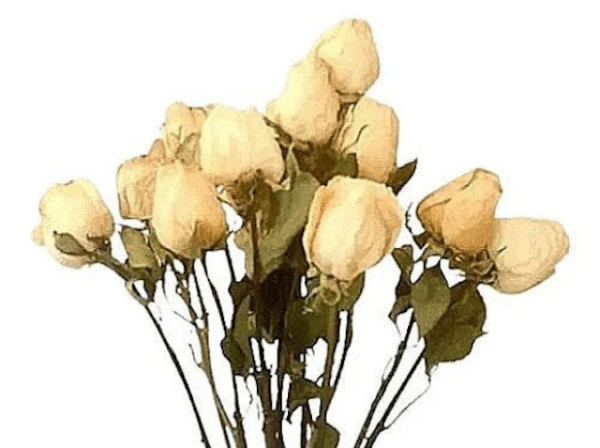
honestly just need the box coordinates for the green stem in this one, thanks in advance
[144,305,212,448]
[198,259,247,448]
[353,314,415,448]
[363,349,425,448]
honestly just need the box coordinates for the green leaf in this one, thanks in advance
[308,422,340,448]
[53,232,88,256]
[148,226,169,265]
[392,245,414,273]
[387,159,418,194]
[331,153,359,178]
[222,296,255,377]
[120,226,157,270]
[424,281,486,373]
[411,265,451,337]
[288,377,326,415]
[339,273,365,310]
[286,299,327,355]
[235,152,319,280]
[389,246,414,321]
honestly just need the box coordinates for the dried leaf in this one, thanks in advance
[424,281,486,373]
[53,232,88,256]
[387,159,417,194]
[288,377,325,415]
[120,226,157,270]
[411,265,451,337]
[308,422,340,448]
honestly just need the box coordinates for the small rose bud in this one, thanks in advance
[334,97,399,183]
[303,176,404,281]
[152,161,227,258]
[312,19,379,101]
[35,179,114,268]
[266,56,341,144]
[199,105,285,186]
[163,102,209,161]
[117,140,164,220]
[417,169,502,253]
[488,218,569,293]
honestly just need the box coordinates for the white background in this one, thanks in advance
[1,0,599,447]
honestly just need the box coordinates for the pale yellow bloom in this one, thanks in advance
[488,218,569,293]
[152,161,227,258]
[199,105,285,186]
[117,140,165,220]
[266,56,341,144]
[303,176,404,280]
[35,179,114,268]
[312,19,379,101]
[334,97,399,183]
[417,169,502,253]
[163,102,209,162]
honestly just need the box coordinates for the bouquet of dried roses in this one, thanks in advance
[33,19,569,448]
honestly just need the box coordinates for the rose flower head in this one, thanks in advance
[334,97,399,183]
[417,169,502,253]
[266,56,341,145]
[152,161,227,259]
[312,19,380,102]
[199,105,285,186]
[303,176,404,281]
[487,218,569,293]
[34,179,114,268]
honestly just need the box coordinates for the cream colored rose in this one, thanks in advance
[117,140,165,220]
[163,102,209,161]
[488,218,569,293]
[34,179,114,268]
[152,161,227,258]
[334,97,398,183]
[303,176,404,281]
[312,19,379,101]
[199,105,285,185]
[266,56,341,144]
[417,169,502,253]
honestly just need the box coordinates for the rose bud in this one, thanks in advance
[334,97,399,183]
[266,56,341,144]
[117,139,165,220]
[163,102,209,161]
[199,105,285,185]
[487,218,569,293]
[312,19,379,102]
[34,179,114,268]
[152,161,227,259]
[303,176,404,281]
[417,169,502,253]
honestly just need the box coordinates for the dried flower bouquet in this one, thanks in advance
[33,19,569,448]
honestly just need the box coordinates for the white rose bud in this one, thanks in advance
[488,218,569,293]
[334,97,399,183]
[303,176,404,281]
[313,19,379,101]
[35,179,114,268]
[266,56,341,144]
[117,139,165,220]
[417,169,502,253]
[199,105,285,185]
[163,102,209,161]
[152,161,227,259]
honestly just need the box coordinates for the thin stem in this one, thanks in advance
[144,305,212,448]
[301,404,311,448]
[198,259,247,448]
[224,240,237,282]
[353,313,415,448]
[188,267,235,448]
[363,349,426,448]
[333,311,354,391]
[316,307,340,424]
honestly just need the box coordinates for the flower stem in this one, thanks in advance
[353,313,415,448]
[144,305,212,448]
